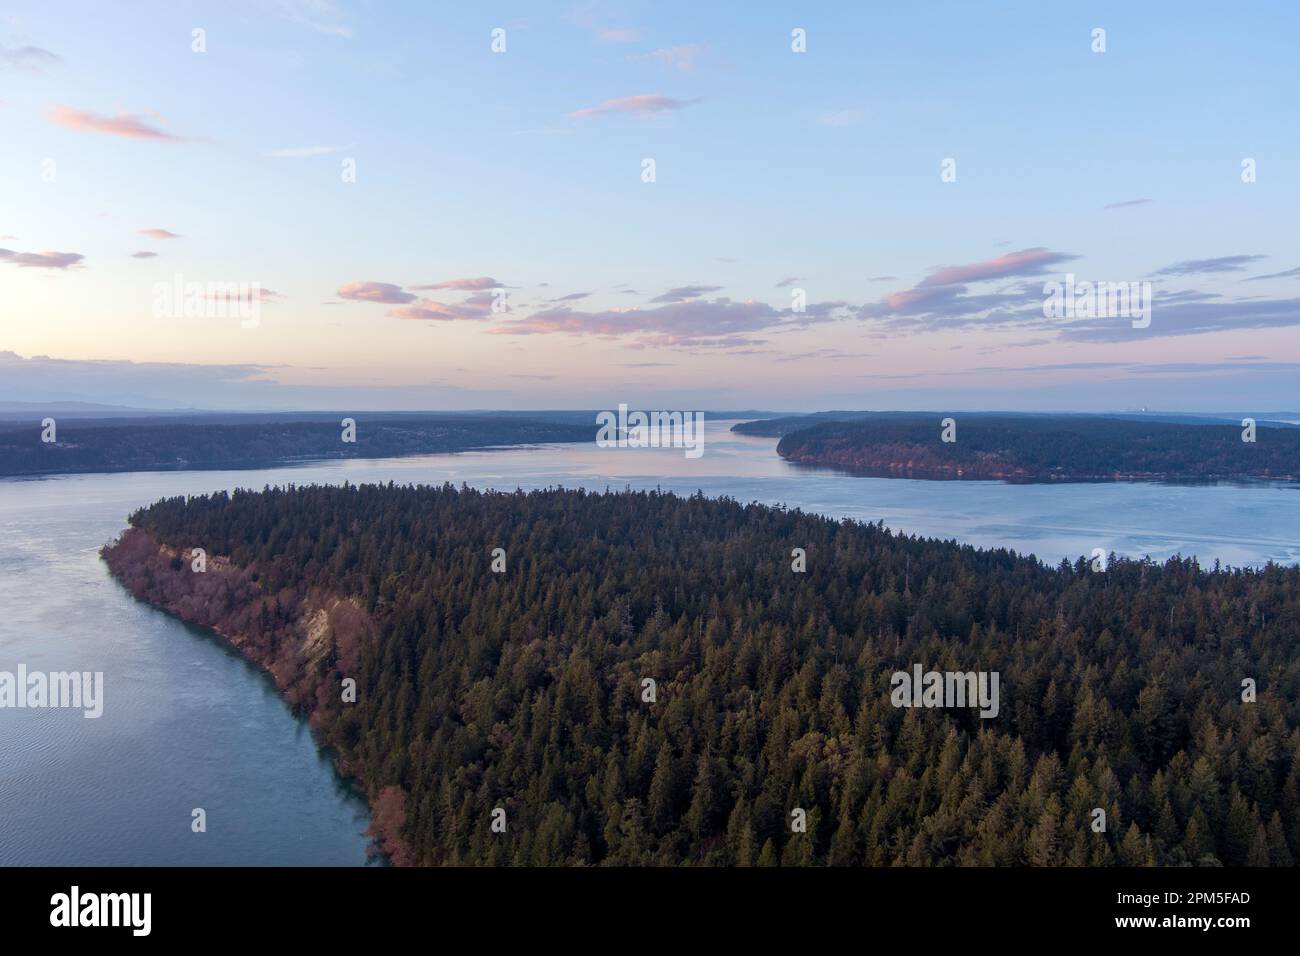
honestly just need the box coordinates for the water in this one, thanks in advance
[2,420,1297,865]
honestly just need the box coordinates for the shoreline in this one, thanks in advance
[777,452,1300,485]
[100,527,410,866]
[0,439,592,482]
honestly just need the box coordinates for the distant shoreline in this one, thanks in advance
[776,457,1300,487]
[0,415,594,479]
[745,414,1300,486]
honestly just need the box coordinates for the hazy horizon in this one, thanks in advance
[5,393,1300,421]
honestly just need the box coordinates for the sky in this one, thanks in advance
[1,0,1298,412]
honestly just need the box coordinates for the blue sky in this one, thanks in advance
[1,0,1298,411]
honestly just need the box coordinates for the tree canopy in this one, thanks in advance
[107,483,1300,866]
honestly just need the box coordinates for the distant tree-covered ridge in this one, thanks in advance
[769,416,1300,482]
[103,483,1300,866]
[729,411,880,437]
[0,416,593,477]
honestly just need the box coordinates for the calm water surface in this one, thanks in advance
[2,421,1297,864]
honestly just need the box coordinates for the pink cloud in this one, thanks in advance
[920,247,1075,287]
[337,281,416,304]
[0,248,84,269]
[488,297,844,345]
[569,94,700,119]
[390,292,494,321]
[877,286,963,312]
[49,106,184,142]
[138,228,182,239]
[854,247,1080,329]
[410,276,502,291]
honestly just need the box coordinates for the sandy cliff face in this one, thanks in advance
[101,526,413,864]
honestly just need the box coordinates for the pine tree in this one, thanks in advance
[1266,811,1294,867]
[1247,824,1271,867]
[1027,800,1062,867]
[1119,823,1147,867]
[1223,792,1256,866]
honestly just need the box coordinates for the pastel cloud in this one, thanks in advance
[0,248,84,269]
[1152,255,1267,276]
[490,296,849,346]
[918,247,1078,287]
[777,349,871,363]
[338,281,416,304]
[855,248,1077,330]
[569,94,700,119]
[138,228,182,239]
[859,284,1044,331]
[130,251,158,259]
[1244,266,1300,282]
[50,106,184,142]
[1061,292,1300,342]
[1104,198,1153,210]
[410,276,502,291]
[389,292,494,321]
[854,358,1300,382]
[0,45,60,72]
[650,284,723,303]
[598,28,641,43]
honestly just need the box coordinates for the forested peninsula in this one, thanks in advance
[102,483,1300,866]
[762,416,1300,483]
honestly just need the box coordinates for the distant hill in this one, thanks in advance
[734,411,899,437]
[769,415,1300,483]
[0,400,199,421]
[0,415,594,477]
[733,411,1300,439]
[0,405,788,426]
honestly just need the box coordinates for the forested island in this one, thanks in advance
[102,483,1300,866]
[0,416,593,477]
[760,416,1300,483]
